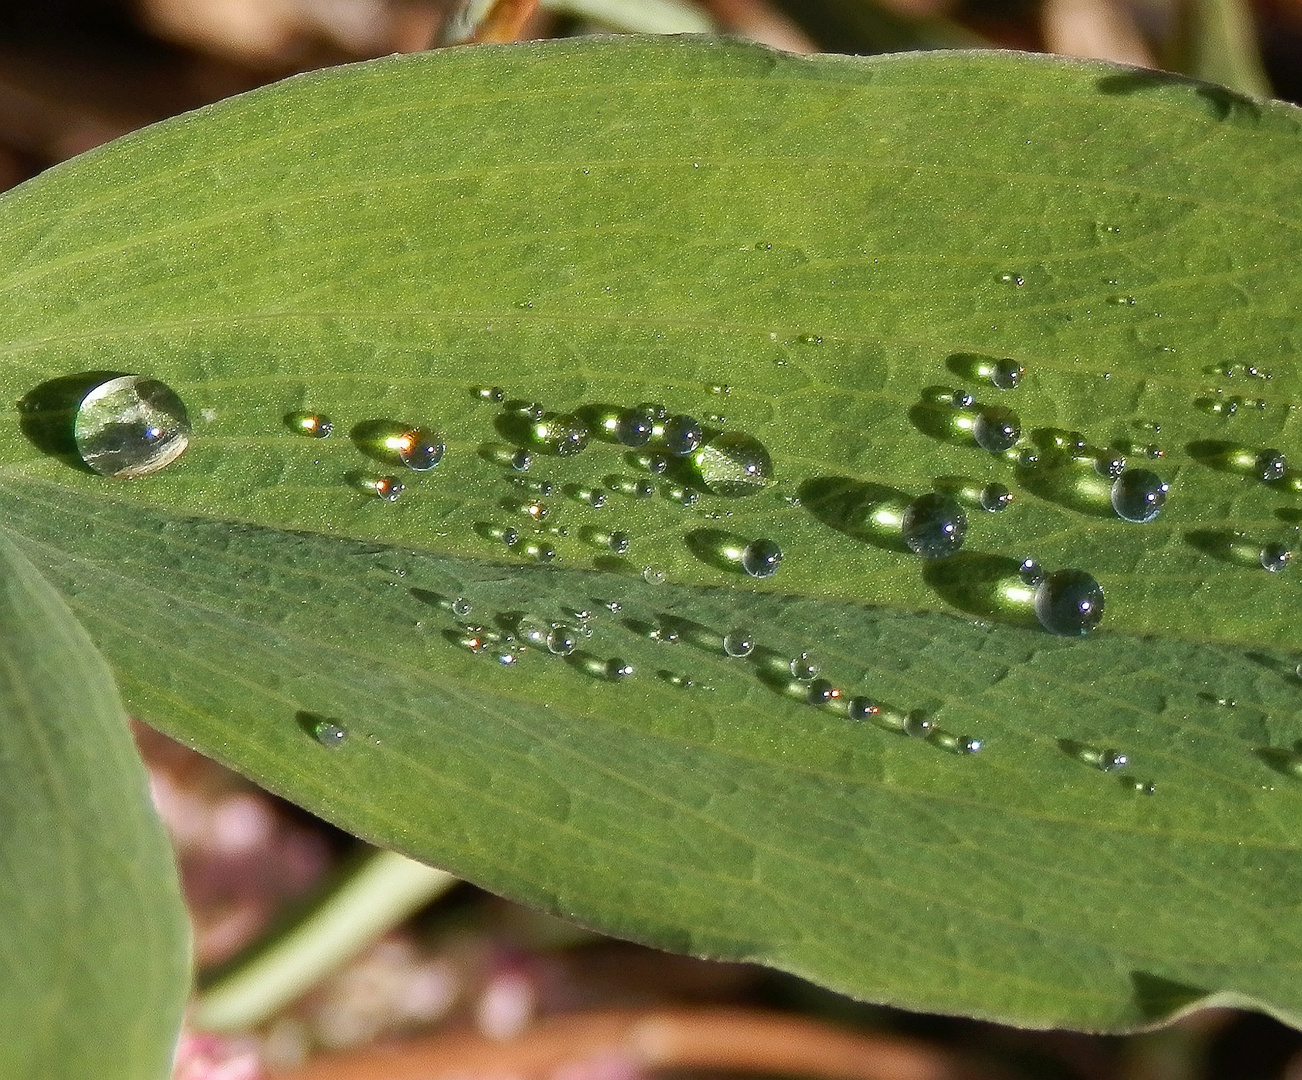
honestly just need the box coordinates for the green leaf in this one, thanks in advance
[0,38,1298,1031]
[0,530,189,1078]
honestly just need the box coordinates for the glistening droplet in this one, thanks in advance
[1034,569,1105,636]
[1110,468,1168,523]
[990,358,1025,390]
[1261,543,1292,572]
[74,375,191,478]
[978,483,1013,512]
[901,493,967,558]
[614,408,654,447]
[741,538,782,578]
[285,411,332,438]
[723,628,755,658]
[789,652,820,680]
[693,431,773,497]
[661,414,704,456]
[972,406,1021,453]
[311,719,348,748]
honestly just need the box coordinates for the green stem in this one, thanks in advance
[190,849,457,1033]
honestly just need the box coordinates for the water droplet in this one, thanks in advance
[1034,569,1105,636]
[1257,449,1288,482]
[506,399,545,421]
[797,333,822,345]
[741,538,782,578]
[959,736,983,753]
[547,626,579,655]
[643,566,666,585]
[997,273,1024,286]
[1261,543,1292,572]
[990,358,1025,390]
[626,450,668,475]
[1094,451,1126,479]
[904,713,936,739]
[723,628,755,657]
[1108,294,1136,305]
[523,541,556,563]
[664,484,700,506]
[807,679,841,705]
[311,719,348,748]
[74,375,191,478]
[661,414,704,456]
[1097,748,1128,772]
[510,476,554,496]
[901,493,968,558]
[1018,557,1044,586]
[693,431,773,496]
[972,406,1021,453]
[476,522,520,546]
[532,413,589,457]
[450,597,472,618]
[614,408,654,447]
[564,484,607,508]
[1125,779,1156,794]
[978,483,1013,512]
[606,658,634,680]
[846,697,880,721]
[474,385,505,402]
[285,411,332,438]
[607,475,657,498]
[351,474,405,501]
[607,530,630,554]
[516,615,551,647]
[635,401,668,422]
[1110,468,1168,523]
[708,383,731,395]
[394,427,445,471]
[510,449,534,471]
[503,498,549,521]
[1196,394,1241,417]
[789,652,820,680]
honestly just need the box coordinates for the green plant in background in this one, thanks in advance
[2,31,1300,1078]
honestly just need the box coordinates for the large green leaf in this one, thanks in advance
[0,528,190,1078]
[0,38,1299,1031]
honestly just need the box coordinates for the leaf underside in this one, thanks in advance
[0,529,189,1079]
[0,38,1299,1031]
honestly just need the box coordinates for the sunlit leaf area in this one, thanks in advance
[3,2,1302,1079]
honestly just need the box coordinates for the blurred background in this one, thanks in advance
[7,2,1299,1077]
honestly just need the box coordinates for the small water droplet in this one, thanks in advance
[510,449,534,471]
[351,474,404,501]
[978,482,1013,512]
[505,399,545,421]
[806,679,841,705]
[563,484,607,508]
[1108,294,1137,305]
[311,719,348,747]
[394,426,445,471]
[901,493,968,558]
[1016,447,1040,468]
[1261,543,1292,572]
[1018,557,1044,586]
[997,273,1024,286]
[643,566,666,585]
[510,476,554,496]
[789,652,820,681]
[503,498,549,521]
[1110,468,1168,523]
[708,384,731,395]
[523,541,556,563]
[973,406,1021,453]
[846,697,880,722]
[474,385,505,402]
[285,411,332,438]
[741,538,782,578]
[614,408,654,447]
[607,530,630,554]
[692,431,773,497]
[904,713,936,739]
[664,484,700,506]
[990,358,1024,390]
[450,597,472,617]
[1125,779,1156,794]
[532,413,589,456]
[723,628,755,657]
[1034,569,1104,636]
[959,736,983,753]
[74,375,191,478]
[606,658,634,680]
[635,401,668,422]
[547,626,579,655]
[1096,748,1128,772]
[516,615,551,646]
[1256,449,1288,482]
[661,414,704,456]
[1094,451,1126,479]
[797,333,822,345]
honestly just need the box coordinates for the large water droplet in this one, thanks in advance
[693,431,773,496]
[614,408,654,447]
[723,628,755,658]
[972,406,1020,453]
[394,427,445,471]
[1261,543,1292,572]
[1034,569,1104,636]
[990,358,1025,390]
[1110,468,1168,523]
[901,493,968,558]
[846,697,880,722]
[741,538,782,578]
[978,482,1013,512]
[533,413,589,457]
[74,375,190,478]
[789,652,820,680]
[547,626,579,655]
